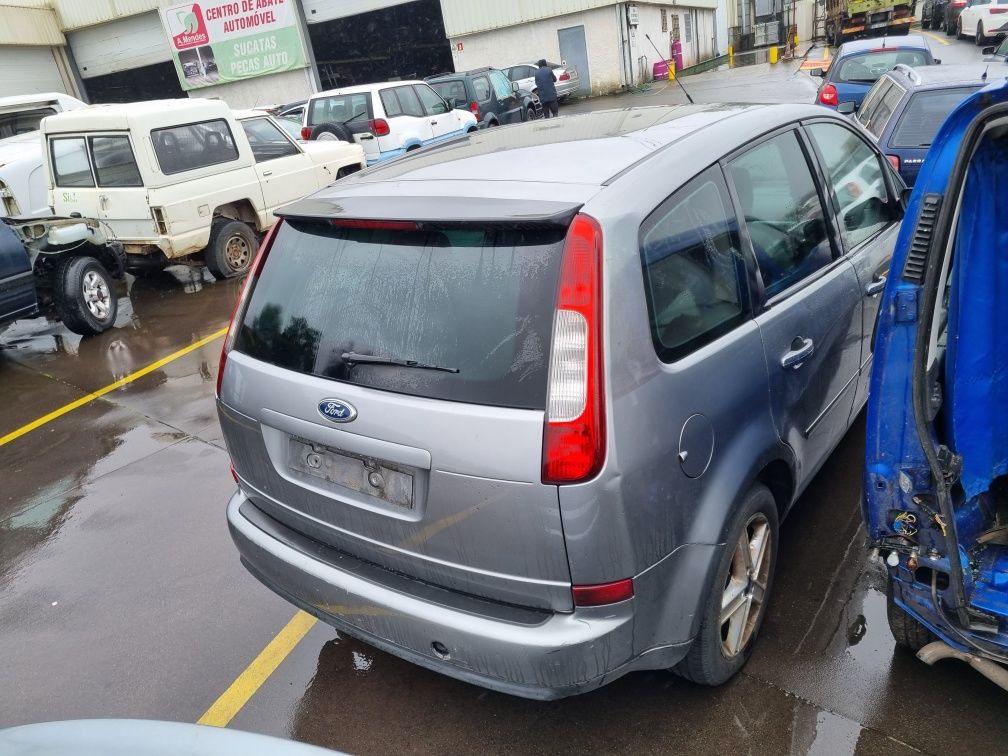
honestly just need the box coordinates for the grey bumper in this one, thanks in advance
[227,492,651,699]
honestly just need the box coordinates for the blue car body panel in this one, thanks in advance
[866,79,1008,660]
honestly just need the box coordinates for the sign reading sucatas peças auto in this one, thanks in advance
[160,0,307,91]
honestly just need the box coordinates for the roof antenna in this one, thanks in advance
[645,33,694,104]
[982,66,989,81]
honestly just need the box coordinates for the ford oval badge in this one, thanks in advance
[318,398,357,423]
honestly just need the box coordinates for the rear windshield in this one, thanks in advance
[234,220,566,409]
[890,86,982,147]
[836,50,928,83]
[0,106,56,139]
[307,93,372,127]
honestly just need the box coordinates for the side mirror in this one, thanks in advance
[512,81,519,93]
[837,101,857,115]
[809,67,824,77]
[446,97,457,110]
[982,46,995,54]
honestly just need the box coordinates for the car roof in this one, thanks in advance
[840,35,930,54]
[887,62,1001,88]
[310,81,424,98]
[0,92,87,115]
[281,103,835,215]
[40,98,233,133]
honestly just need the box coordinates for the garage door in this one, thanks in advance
[0,47,67,97]
[69,11,172,80]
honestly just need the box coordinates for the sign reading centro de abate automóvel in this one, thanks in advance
[160,0,306,90]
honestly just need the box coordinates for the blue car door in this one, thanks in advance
[0,221,36,326]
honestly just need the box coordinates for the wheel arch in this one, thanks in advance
[213,199,261,230]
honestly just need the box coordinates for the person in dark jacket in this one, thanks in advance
[534,59,559,118]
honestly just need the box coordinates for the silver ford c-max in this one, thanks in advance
[217,104,900,699]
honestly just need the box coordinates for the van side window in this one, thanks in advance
[90,136,143,187]
[473,77,492,102]
[380,89,404,117]
[51,137,94,187]
[151,119,239,175]
[807,122,898,249]
[640,166,748,362]
[729,131,832,298]
[393,86,425,118]
[414,84,448,116]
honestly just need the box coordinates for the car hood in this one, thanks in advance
[0,131,43,168]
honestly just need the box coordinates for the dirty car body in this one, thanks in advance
[865,79,1008,686]
[217,104,902,698]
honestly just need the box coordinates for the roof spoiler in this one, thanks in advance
[276,195,583,228]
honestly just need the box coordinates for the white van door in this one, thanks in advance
[239,117,315,213]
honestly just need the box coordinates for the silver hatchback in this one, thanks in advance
[217,104,901,698]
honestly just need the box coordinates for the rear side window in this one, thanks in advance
[836,51,928,84]
[640,166,748,361]
[807,122,897,249]
[890,87,982,148]
[856,77,893,126]
[233,221,566,409]
[430,80,467,105]
[729,131,833,297]
[473,76,491,101]
[151,119,239,174]
[51,137,93,187]
[379,89,404,117]
[860,81,906,138]
[91,136,142,187]
[307,93,371,127]
[392,86,424,118]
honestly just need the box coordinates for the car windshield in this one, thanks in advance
[307,93,371,127]
[890,86,983,147]
[836,50,929,83]
[233,220,567,409]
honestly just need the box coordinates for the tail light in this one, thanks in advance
[216,219,283,397]
[469,101,480,116]
[558,71,571,81]
[990,7,1008,12]
[887,154,901,171]
[542,214,605,484]
[369,118,390,136]
[330,219,418,231]
[572,579,634,606]
[819,83,839,107]
[300,126,312,140]
[952,0,965,7]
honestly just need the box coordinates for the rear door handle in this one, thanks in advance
[430,120,438,125]
[781,337,815,370]
[865,273,887,296]
[262,170,272,177]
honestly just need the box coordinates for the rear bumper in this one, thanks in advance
[227,491,692,699]
[556,79,580,98]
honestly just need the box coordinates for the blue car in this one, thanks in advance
[811,36,939,110]
[866,77,1008,689]
[850,63,990,186]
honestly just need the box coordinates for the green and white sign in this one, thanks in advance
[160,0,306,90]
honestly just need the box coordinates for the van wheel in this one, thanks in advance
[886,574,936,651]
[310,122,354,142]
[53,255,118,336]
[205,220,256,279]
[676,484,778,686]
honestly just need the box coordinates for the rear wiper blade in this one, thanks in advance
[341,351,459,373]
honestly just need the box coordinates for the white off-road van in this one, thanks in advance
[41,99,365,278]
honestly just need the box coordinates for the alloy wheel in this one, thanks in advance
[82,269,112,320]
[720,513,772,658]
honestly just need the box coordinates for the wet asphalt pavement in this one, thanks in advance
[2,30,1005,755]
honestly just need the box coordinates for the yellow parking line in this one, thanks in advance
[920,29,952,45]
[0,327,227,448]
[198,610,317,727]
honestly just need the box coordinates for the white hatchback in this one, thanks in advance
[301,81,478,165]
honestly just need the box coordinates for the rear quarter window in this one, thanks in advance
[234,221,566,409]
[51,137,93,187]
[151,119,239,175]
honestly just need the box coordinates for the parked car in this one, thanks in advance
[0,215,124,337]
[41,99,364,279]
[300,81,478,165]
[957,0,1008,43]
[846,63,988,185]
[426,68,541,128]
[0,92,88,217]
[217,103,903,698]
[944,0,969,33]
[922,0,944,27]
[811,36,938,110]
[864,77,1008,692]
[983,34,1008,56]
[505,61,581,100]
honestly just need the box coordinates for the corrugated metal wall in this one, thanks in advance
[50,0,161,31]
[440,0,615,36]
[68,11,172,79]
[0,4,66,45]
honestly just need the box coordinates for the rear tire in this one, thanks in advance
[309,122,354,142]
[945,15,956,35]
[976,22,987,44]
[886,575,936,651]
[53,255,118,336]
[676,484,779,686]
[204,220,257,279]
